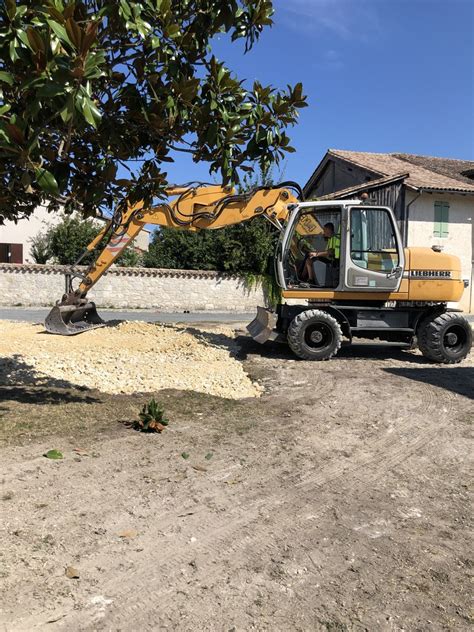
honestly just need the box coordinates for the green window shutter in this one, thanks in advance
[434,202,449,237]
[441,202,449,237]
[434,202,442,237]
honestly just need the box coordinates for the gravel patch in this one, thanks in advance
[0,320,262,399]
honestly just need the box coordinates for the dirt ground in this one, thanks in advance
[0,324,473,631]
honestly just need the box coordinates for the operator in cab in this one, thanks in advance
[301,222,340,286]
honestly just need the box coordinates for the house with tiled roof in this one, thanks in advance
[304,150,474,312]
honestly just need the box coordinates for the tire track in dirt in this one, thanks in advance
[295,366,456,489]
[297,388,455,490]
[57,378,456,631]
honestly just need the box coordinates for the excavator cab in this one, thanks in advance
[275,201,404,294]
[250,200,406,344]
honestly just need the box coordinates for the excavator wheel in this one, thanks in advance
[417,312,472,364]
[287,309,342,361]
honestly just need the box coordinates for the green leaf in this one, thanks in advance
[17,30,32,49]
[35,168,60,196]
[44,449,63,460]
[84,51,105,79]
[47,19,74,47]
[5,0,16,21]
[59,94,74,123]
[0,71,14,86]
[9,38,20,62]
[37,82,64,98]
[181,452,190,460]
[81,98,96,127]
[87,100,102,125]
[205,452,213,460]
[167,24,180,38]
[78,93,101,128]
[119,0,132,19]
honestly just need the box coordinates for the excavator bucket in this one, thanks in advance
[45,302,105,336]
[247,306,279,344]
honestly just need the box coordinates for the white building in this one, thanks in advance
[304,150,474,312]
[0,206,57,264]
[0,207,150,264]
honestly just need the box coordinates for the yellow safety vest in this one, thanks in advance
[328,234,341,260]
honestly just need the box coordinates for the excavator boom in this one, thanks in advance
[45,182,300,335]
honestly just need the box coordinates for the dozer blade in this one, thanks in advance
[45,302,105,336]
[247,306,279,344]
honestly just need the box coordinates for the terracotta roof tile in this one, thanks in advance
[328,150,474,193]
[393,153,474,185]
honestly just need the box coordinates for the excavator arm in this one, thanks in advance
[45,182,300,334]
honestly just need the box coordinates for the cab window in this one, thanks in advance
[350,208,399,272]
[284,208,341,285]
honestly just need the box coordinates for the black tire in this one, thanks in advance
[417,312,472,364]
[288,309,342,361]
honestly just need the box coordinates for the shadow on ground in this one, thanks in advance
[0,386,99,405]
[183,327,440,364]
[180,326,243,355]
[234,335,436,364]
[384,367,474,399]
[0,356,98,401]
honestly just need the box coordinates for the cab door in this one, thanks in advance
[345,206,404,291]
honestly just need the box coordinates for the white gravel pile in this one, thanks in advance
[0,320,262,399]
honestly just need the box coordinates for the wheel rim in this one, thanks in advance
[304,323,334,351]
[443,324,468,354]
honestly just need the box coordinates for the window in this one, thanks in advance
[0,243,23,263]
[350,208,399,272]
[284,208,341,285]
[434,201,449,237]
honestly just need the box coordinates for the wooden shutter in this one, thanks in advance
[10,243,23,263]
[434,202,449,238]
[0,243,9,263]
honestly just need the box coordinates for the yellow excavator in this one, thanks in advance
[45,182,472,363]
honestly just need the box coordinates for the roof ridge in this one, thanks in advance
[329,149,387,157]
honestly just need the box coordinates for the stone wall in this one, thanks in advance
[0,263,267,311]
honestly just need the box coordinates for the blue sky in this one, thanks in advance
[166,0,473,188]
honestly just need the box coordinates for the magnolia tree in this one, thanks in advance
[0,0,307,223]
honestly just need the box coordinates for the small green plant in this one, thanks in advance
[134,399,169,433]
[43,449,63,460]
